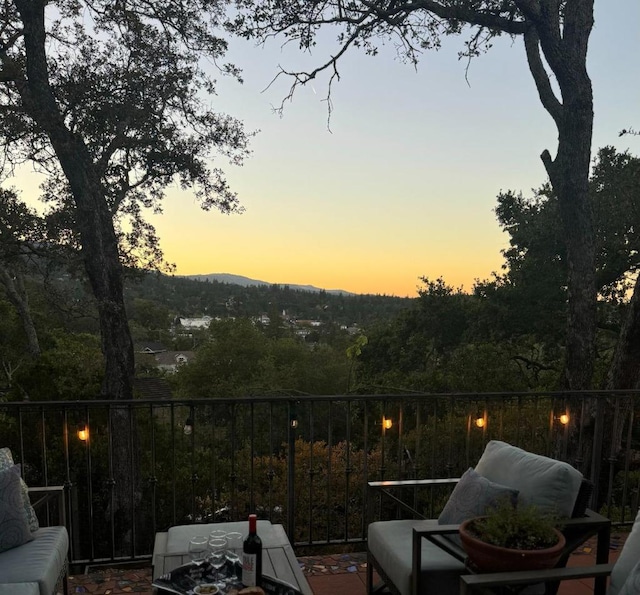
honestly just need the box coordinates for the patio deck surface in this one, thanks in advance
[63,532,626,595]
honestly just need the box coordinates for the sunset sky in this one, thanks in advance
[15,3,640,297]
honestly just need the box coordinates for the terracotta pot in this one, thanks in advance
[459,518,566,573]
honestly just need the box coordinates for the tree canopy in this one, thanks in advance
[0,0,251,401]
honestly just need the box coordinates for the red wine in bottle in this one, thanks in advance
[242,514,262,587]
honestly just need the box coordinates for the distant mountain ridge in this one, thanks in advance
[182,273,355,296]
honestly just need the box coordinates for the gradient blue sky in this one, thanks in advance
[16,2,640,297]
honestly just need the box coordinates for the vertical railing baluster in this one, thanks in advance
[326,400,333,543]
[286,399,296,540]
[249,401,255,514]
[209,401,217,521]
[307,400,315,543]
[267,401,275,523]
[170,403,177,526]
[362,399,370,535]
[230,403,237,520]
[620,402,634,523]
[189,404,196,522]
[86,406,95,561]
[62,407,74,560]
[344,399,351,542]
[605,396,621,511]
[129,403,137,558]
[149,402,158,539]
[107,403,116,561]
[40,407,47,485]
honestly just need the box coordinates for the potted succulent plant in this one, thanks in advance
[459,499,566,573]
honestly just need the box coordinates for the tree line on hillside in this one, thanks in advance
[125,273,413,327]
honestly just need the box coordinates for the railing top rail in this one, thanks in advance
[1,388,639,409]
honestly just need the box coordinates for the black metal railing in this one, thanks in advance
[1,390,639,568]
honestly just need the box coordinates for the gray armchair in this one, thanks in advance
[366,441,611,595]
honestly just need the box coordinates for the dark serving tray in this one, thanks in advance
[153,559,302,595]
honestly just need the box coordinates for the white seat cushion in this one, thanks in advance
[0,583,39,595]
[0,527,68,595]
[368,519,466,595]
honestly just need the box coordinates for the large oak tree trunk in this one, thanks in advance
[527,0,596,391]
[523,1,597,474]
[15,0,135,401]
[546,104,596,391]
[15,0,137,553]
[0,267,41,357]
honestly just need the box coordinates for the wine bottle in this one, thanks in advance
[242,514,262,587]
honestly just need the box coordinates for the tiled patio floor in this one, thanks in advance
[64,533,626,594]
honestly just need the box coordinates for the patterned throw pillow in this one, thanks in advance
[0,447,39,532]
[438,467,519,526]
[0,465,34,552]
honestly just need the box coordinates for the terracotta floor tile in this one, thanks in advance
[60,533,626,595]
[307,572,365,595]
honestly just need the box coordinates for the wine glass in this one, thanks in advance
[209,529,228,541]
[188,535,209,566]
[207,537,228,582]
[224,531,243,574]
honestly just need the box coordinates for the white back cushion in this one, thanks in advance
[474,440,583,518]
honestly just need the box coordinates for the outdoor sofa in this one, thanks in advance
[0,447,69,595]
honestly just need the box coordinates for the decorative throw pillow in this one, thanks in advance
[0,465,34,552]
[0,447,39,532]
[438,467,519,526]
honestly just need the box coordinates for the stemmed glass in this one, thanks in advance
[188,535,209,566]
[209,529,228,541]
[207,537,228,583]
[224,532,243,575]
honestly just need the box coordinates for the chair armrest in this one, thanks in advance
[413,524,466,561]
[368,478,461,490]
[368,478,461,519]
[459,563,614,595]
[28,486,66,526]
[411,523,467,595]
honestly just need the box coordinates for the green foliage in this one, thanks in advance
[466,500,560,550]
[172,319,351,397]
[15,332,104,400]
[226,438,383,543]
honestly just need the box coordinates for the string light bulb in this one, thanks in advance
[183,417,194,435]
[77,423,89,442]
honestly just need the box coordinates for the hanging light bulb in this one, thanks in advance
[183,417,194,435]
[77,423,89,442]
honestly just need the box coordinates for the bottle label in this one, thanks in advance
[242,552,257,586]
